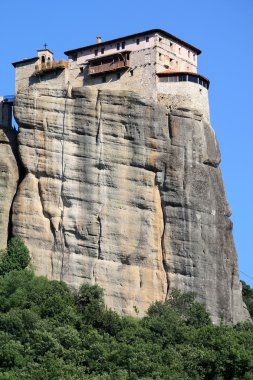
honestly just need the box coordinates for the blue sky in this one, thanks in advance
[1,0,252,286]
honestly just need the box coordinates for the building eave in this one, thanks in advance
[64,28,201,56]
[37,48,54,55]
[87,50,131,63]
[12,57,39,68]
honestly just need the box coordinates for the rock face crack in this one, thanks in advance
[97,215,102,260]
[59,88,69,281]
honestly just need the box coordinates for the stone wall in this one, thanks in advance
[157,81,210,122]
[68,48,158,99]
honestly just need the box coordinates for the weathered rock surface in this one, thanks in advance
[0,117,19,249]
[11,84,249,323]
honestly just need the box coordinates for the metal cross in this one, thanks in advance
[44,43,48,49]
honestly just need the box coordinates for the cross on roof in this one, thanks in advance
[44,43,48,49]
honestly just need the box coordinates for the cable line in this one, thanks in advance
[240,270,253,281]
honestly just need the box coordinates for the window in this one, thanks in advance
[193,54,196,61]
[101,47,105,54]
[168,76,178,83]
[121,41,125,49]
[95,49,98,56]
[159,53,162,60]
[117,42,120,50]
[41,55,45,63]
[188,51,190,58]
[117,72,121,79]
[178,47,181,54]
[188,74,198,83]
[146,36,149,43]
[129,70,134,77]
[80,67,84,73]
[170,42,173,47]
[179,74,187,81]
[136,38,140,45]
[102,76,106,83]
[72,54,77,61]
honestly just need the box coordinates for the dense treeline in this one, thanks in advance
[0,239,253,379]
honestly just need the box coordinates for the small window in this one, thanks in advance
[102,76,106,83]
[129,70,134,77]
[117,72,121,79]
[188,74,198,83]
[178,47,181,54]
[101,47,105,54]
[80,67,84,73]
[41,55,46,63]
[136,38,140,45]
[72,54,77,61]
[159,53,162,60]
[168,76,178,83]
[170,58,173,63]
[170,42,173,47]
[117,43,120,50]
[95,49,98,56]
[146,36,149,43]
[188,51,190,58]
[179,74,187,82]
[121,41,125,49]
[159,37,162,42]
[48,57,51,61]
[193,54,196,61]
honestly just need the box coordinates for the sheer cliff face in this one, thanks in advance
[12,85,249,323]
[0,124,19,249]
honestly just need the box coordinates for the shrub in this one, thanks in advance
[0,239,30,276]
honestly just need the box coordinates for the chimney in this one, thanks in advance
[96,36,102,44]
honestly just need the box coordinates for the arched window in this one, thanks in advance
[41,55,46,63]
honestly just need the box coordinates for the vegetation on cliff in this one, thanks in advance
[0,239,252,379]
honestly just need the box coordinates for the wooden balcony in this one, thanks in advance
[34,60,69,76]
[88,51,131,76]
[89,59,130,75]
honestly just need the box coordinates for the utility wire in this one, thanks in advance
[240,270,253,281]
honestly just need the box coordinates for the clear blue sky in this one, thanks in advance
[1,0,252,286]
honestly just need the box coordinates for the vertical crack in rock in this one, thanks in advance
[59,87,69,281]
[156,170,170,301]
[96,90,106,262]
[160,197,170,301]
[168,114,172,139]
[97,215,102,260]
[96,90,102,145]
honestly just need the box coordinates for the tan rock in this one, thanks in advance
[0,114,19,249]
[12,85,249,323]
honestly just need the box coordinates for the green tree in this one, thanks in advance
[242,281,253,319]
[0,239,30,276]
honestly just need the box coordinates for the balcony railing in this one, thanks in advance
[34,60,69,76]
[89,59,130,75]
